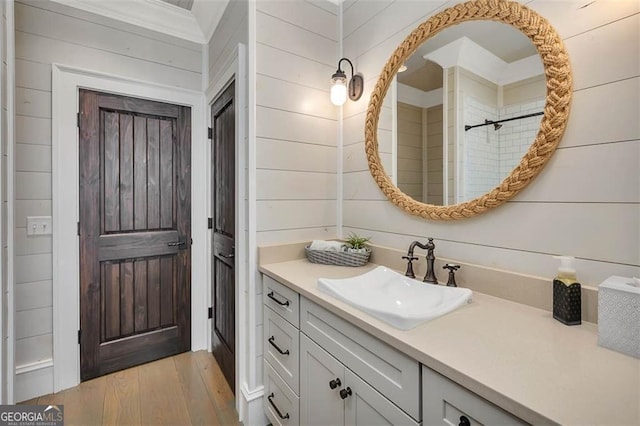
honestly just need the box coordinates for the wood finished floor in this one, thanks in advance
[21,351,239,426]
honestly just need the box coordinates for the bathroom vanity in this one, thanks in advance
[259,258,639,425]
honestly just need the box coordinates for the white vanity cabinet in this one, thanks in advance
[263,273,526,426]
[263,274,421,425]
[422,366,527,426]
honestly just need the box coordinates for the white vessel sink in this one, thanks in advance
[318,266,472,330]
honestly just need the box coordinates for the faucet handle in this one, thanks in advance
[443,264,460,287]
[402,255,419,278]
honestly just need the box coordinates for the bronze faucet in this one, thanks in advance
[403,238,438,284]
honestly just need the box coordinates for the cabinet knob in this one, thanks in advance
[329,378,341,389]
[339,387,353,400]
[459,415,471,426]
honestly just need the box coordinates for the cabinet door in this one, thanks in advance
[300,334,345,426]
[301,297,420,420]
[344,369,420,426]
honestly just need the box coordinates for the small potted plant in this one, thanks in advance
[343,232,371,254]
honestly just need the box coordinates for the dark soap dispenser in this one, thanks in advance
[552,256,581,325]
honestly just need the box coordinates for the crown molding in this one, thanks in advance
[191,0,229,43]
[49,0,229,44]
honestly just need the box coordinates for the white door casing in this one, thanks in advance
[52,64,207,392]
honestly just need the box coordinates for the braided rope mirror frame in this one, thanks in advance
[364,0,572,220]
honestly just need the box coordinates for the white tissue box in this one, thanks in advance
[598,276,640,358]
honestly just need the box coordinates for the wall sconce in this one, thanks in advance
[330,57,363,106]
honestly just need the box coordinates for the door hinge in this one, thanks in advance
[208,307,213,319]
[207,127,212,139]
[77,112,80,127]
[77,221,80,236]
[78,329,82,345]
[207,217,213,229]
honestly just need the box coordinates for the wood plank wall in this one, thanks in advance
[397,102,424,201]
[13,0,202,402]
[341,0,639,286]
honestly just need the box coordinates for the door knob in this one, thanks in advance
[167,241,186,248]
[329,378,341,389]
[219,245,235,258]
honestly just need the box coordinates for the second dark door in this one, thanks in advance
[211,81,236,393]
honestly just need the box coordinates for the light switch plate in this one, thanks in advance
[27,216,52,236]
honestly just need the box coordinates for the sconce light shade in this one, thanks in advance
[330,58,363,106]
[331,71,348,106]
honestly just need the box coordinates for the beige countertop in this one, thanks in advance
[259,259,640,426]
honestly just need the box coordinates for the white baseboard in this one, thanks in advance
[239,383,267,426]
[15,359,54,403]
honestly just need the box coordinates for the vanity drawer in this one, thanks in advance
[265,306,300,394]
[265,360,299,426]
[300,297,421,421]
[263,275,299,327]
[422,366,527,426]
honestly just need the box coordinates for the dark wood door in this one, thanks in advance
[79,89,191,381]
[211,81,235,393]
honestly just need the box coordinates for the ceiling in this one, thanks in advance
[50,0,228,44]
[398,21,538,92]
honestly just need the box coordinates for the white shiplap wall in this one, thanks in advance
[255,0,338,246]
[251,0,338,416]
[208,0,248,86]
[342,0,640,287]
[1,0,14,404]
[14,0,202,401]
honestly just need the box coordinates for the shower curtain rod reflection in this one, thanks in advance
[464,111,544,131]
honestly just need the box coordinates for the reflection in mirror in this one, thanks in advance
[386,21,546,205]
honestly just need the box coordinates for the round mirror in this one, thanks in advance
[365,0,572,220]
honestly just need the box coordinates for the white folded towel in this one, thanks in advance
[309,240,345,252]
